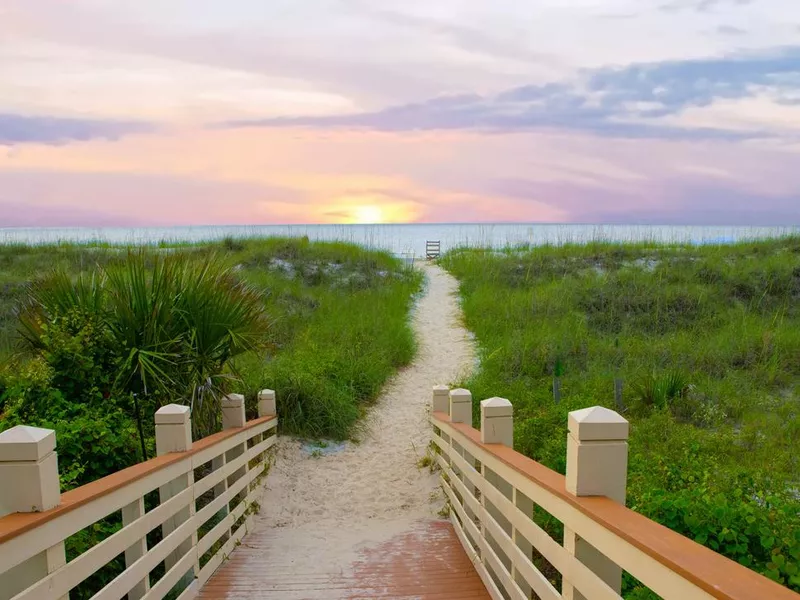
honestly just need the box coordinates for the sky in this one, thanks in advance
[1,0,800,227]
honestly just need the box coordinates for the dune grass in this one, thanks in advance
[0,237,422,441]
[441,237,800,594]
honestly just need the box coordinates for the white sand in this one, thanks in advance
[241,264,476,589]
[259,264,475,527]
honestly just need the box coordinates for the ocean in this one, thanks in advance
[1,224,798,257]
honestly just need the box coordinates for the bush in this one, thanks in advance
[1,358,140,488]
[17,251,269,445]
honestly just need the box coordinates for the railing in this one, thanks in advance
[0,390,278,600]
[429,385,799,600]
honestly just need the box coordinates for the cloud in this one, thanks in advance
[716,25,747,36]
[659,0,753,13]
[223,46,800,140]
[0,114,153,144]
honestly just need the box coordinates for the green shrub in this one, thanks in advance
[17,252,269,445]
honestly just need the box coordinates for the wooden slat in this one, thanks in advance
[441,453,560,600]
[198,477,264,561]
[446,445,621,600]
[443,475,525,600]
[91,507,198,600]
[450,512,504,600]
[189,418,276,471]
[197,515,253,587]
[143,539,198,600]
[11,486,194,600]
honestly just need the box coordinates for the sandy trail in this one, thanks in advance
[221,264,477,597]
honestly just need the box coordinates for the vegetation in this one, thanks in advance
[0,237,420,596]
[441,237,800,595]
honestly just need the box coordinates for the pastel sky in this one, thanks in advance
[2,0,800,226]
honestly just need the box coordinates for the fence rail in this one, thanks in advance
[429,385,799,600]
[0,390,278,600]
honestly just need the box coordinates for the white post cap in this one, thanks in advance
[0,426,56,462]
[450,388,472,402]
[568,406,628,441]
[480,397,513,417]
[154,404,191,425]
[258,389,277,417]
[221,393,245,407]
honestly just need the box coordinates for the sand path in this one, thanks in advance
[211,264,476,598]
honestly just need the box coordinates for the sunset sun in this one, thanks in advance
[353,205,384,224]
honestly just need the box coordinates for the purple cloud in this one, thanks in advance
[0,114,153,144]
[222,46,800,141]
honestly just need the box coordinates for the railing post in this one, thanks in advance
[222,394,247,536]
[258,389,276,417]
[563,406,629,600]
[480,397,513,446]
[155,404,197,579]
[480,398,529,595]
[449,388,472,424]
[432,385,450,414]
[252,390,276,491]
[480,398,533,597]
[221,393,246,429]
[0,426,66,600]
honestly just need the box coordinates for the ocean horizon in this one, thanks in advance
[2,223,798,256]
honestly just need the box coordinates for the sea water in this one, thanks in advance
[1,223,798,257]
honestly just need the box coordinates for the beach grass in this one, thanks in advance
[0,237,422,440]
[440,236,800,594]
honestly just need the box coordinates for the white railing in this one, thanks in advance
[429,385,799,600]
[0,391,278,600]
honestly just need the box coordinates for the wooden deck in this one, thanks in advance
[197,518,490,599]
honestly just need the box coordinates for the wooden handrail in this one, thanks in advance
[0,415,276,545]
[432,411,798,600]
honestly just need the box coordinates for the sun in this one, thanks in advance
[353,205,385,224]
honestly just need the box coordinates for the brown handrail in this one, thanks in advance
[433,411,799,600]
[0,415,276,545]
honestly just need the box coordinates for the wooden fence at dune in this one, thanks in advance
[430,385,799,600]
[0,391,277,600]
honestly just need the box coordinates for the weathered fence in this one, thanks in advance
[0,391,278,600]
[430,385,799,600]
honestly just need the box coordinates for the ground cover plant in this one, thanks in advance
[0,237,420,596]
[441,237,800,596]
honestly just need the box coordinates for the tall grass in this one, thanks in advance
[1,237,422,442]
[227,238,423,439]
[441,236,800,593]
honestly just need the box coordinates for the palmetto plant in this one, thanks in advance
[18,251,268,456]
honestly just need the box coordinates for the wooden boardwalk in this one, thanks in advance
[197,518,490,599]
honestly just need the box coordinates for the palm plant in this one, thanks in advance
[18,251,269,457]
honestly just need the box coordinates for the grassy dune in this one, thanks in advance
[441,237,800,594]
[0,237,422,442]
